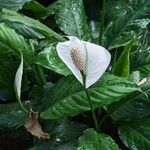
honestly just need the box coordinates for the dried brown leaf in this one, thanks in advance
[24,110,50,139]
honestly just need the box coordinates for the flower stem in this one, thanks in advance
[81,71,99,131]
[16,94,28,113]
[84,88,99,131]
[99,0,106,45]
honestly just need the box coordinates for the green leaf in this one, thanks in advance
[30,122,87,150]
[5,20,45,39]
[49,0,92,41]
[0,53,30,101]
[113,41,133,77]
[127,71,140,84]
[0,87,45,128]
[77,129,119,150]
[0,84,50,128]
[89,21,100,44]
[35,44,71,76]
[0,102,27,128]
[0,0,30,11]
[119,118,150,150]
[40,74,139,119]
[108,77,150,121]
[103,0,150,49]
[0,9,65,41]
[105,0,127,22]
[131,29,150,77]
[23,1,47,19]
[0,54,17,101]
[0,23,35,65]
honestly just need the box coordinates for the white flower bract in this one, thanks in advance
[56,36,111,88]
[14,54,23,99]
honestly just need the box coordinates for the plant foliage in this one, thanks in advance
[0,0,150,149]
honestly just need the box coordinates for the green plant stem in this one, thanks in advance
[99,0,106,45]
[84,88,99,131]
[81,71,99,131]
[16,94,28,113]
[99,114,108,129]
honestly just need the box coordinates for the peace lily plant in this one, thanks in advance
[1,0,148,148]
[57,36,111,131]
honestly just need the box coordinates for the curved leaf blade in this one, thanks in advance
[0,0,30,11]
[40,74,140,119]
[0,9,65,41]
[131,35,150,77]
[113,41,133,77]
[103,0,150,49]
[50,0,92,41]
[0,23,35,65]
[23,1,47,19]
[35,44,71,76]
[119,118,150,150]
[77,129,119,150]
[30,122,87,150]
[108,77,150,121]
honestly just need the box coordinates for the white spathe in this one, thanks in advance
[14,54,23,99]
[57,36,111,88]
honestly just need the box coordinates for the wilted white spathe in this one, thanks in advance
[57,36,111,88]
[14,54,23,99]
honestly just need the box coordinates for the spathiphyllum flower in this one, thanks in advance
[57,36,111,88]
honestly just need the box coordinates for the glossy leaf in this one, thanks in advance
[49,0,92,41]
[0,102,27,128]
[5,21,45,39]
[0,54,17,101]
[0,9,65,41]
[103,0,150,49]
[35,44,71,76]
[0,23,35,65]
[30,122,87,150]
[113,41,133,77]
[77,129,119,150]
[131,30,150,77]
[23,1,47,19]
[0,0,30,11]
[119,118,150,150]
[105,0,127,22]
[127,71,140,84]
[40,74,139,119]
[89,21,100,44]
[108,77,150,121]
[0,85,47,128]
